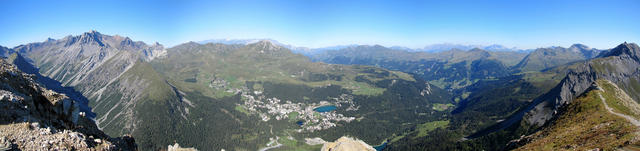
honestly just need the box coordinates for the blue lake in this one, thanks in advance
[313,105,337,112]
[374,141,388,151]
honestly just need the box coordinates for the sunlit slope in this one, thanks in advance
[515,80,640,150]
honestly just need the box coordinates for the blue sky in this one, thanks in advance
[1,0,639,49]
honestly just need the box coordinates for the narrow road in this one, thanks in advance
[258,136,282,151]
[598,92,640,126]
[258,144,282,151]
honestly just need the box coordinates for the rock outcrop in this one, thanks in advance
[0,58,136,150]
[167,143,198,151]
[321,136,376,151]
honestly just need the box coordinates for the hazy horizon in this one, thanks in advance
[5,30,631,51]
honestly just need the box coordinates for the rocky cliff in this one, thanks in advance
[0,58,136,150]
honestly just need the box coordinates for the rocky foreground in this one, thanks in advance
[0,58,136,150]
[321,136,376,151]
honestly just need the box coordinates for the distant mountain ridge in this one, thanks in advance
[514,44,603,72]
[308,44,529,89]
[412,43,526,52]
[198,38,537,56]
[198,38,356,56]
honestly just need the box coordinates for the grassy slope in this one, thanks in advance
[517,80,640,150]
[92,60,187,150]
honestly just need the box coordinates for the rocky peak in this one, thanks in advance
[121,37,134,45]
[601,42,640,61]
[78,30,105,46]
[117,37,144,50]
[253,40,280,49]
[249,40,283,53]
[569,44,602,58]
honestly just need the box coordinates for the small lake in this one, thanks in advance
[374,141,387,151]
[313,105,337,112]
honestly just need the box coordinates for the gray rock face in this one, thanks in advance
[0,58,137,150]
[0,58,79,127]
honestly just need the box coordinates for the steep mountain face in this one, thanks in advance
[511,80,640,150]
[514,44,602,72]
[6,53,95,118]
[0,58,136,150]
[310,45,522,89]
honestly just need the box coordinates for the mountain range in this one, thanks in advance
[198,39,534,56]
[1,31,638,151]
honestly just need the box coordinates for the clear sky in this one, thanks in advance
[1,0,639,49]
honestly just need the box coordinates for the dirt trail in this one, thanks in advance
[598,92,640,126]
